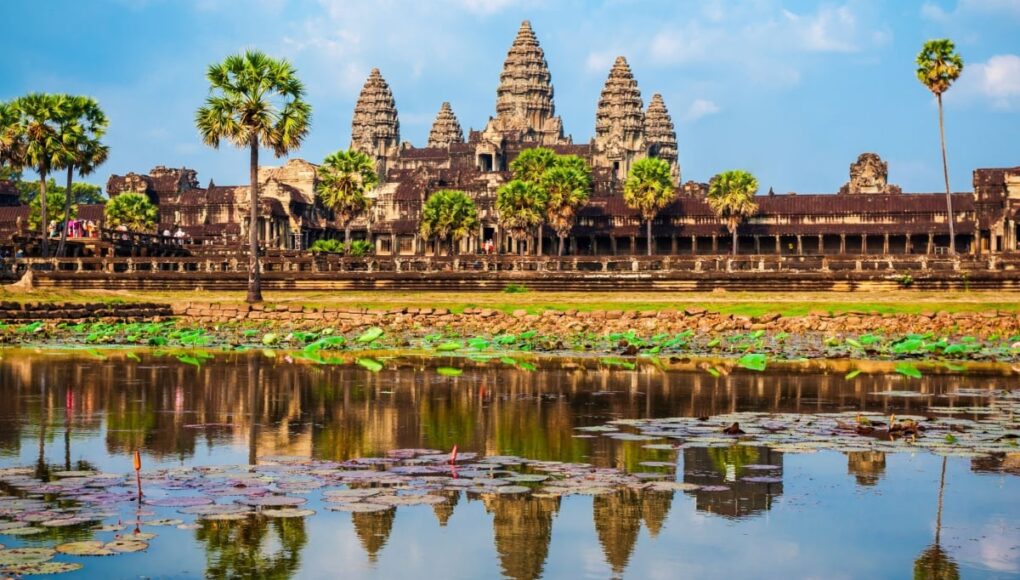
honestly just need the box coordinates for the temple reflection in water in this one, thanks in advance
[0,351,1015,579]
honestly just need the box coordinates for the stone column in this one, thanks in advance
[691,235,697,255]
[861,234,868,255]
[883,234,890,255]
[905,234,912,254]
[817,235,823,254]
[610,236,617,256]
[797,235,803,255]
[630,236,637,255]
[774,235,780,254]
[671,235,678,254]
[839,234,846,254]
[712,235,718,254]
[754,236,761,255]
[927,233,934,254]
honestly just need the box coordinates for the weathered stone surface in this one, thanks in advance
[840,153,902,195]
[426,102,464,149]
[644,93,679,182]
[593,56,644,180]
[484,20,567,145]
[351,68,400,178]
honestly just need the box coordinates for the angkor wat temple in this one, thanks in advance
[98,20,1020,257]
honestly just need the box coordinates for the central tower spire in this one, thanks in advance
[484,20,567,145]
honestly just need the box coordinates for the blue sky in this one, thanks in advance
[2,0,1018,193]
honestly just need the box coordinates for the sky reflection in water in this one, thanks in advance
[0,350,1016,579]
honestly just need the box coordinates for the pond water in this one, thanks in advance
[0,350,1017,579]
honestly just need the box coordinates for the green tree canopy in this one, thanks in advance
[0,101,25,177]
[542,159,591,256]
[55,96,109,256]
[7,93,74,255]
[917,39,964,97]
[917,39,964,255]
[105,192,158,232]
[509,147,557,184]
[707,169,759,256]
[419,189,479,255]
[196,50,312,303]
[316,149,378,242]
[18,179,104,204]
[496,179,547,242]
[29,190,75,231]
[623,157,675,255]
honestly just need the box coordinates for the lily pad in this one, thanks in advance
[0,547,56,565]
[0,562,83,575]
[56,541,115,556]
[325,503,394,513]
[106,540,149,553]
[261,508,315,518]
[238,495,307,507]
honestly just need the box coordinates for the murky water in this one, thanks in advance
[0,350,1017,579]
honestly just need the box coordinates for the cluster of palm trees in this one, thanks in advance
[0,94,109,257]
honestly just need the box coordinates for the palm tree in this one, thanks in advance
[510,147,557,183]
[542,161,591,256]
[9,93,71,256]
[496,179,547,254]
[623,158,675,256]
[917,39,963,256]
[707,170,759,256]
[419,189,479,255]
[0,101,25,176]
[196,50,312,303]
[56,96,108,257]
[105,192,159,232]
[510,147,557,255]
[316,149,378,243]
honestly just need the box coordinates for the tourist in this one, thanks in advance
[174,227,187,245]
[48,221,58,238]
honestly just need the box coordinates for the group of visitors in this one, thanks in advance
[47,219,99,239]
[162,227,189,245]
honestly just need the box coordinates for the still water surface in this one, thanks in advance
[0,350,1017,579]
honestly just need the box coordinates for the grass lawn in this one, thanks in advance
[2,286,1019,316]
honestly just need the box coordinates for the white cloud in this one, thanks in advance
[920,2,950,21]
[960,0,1020,18]
[683,99,721,122]
[782,4,868,53]
[962,54,1020,109]
[454,0,523,15]
[585,51,617,74]
[922,0,1020,21]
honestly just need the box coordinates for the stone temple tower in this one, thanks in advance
[427,102,464,149]
[482,20,567,146]
[593,57,645,180]
[644,93,680,182]
[350,68,400,179]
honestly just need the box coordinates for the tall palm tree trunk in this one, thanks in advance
[247,136,262,303]
[39,170,49,257]
[57,165,74,257]
[344,224,351,245]
[937,94,956,256]
[935,456,947,545]
[646,218,653,256]
[558,233,565,256]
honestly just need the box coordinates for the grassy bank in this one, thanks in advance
[4,286,1020,316]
